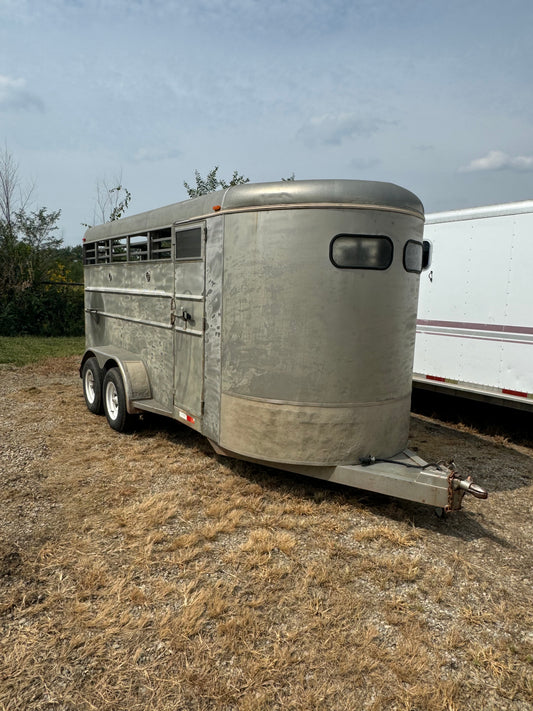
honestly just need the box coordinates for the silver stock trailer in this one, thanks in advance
[81,180,487,512]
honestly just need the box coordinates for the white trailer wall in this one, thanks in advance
[414,201,533,410]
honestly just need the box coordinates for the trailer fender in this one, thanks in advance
[80,348,151,414]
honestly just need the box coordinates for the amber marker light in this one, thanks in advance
[213,205,221,211]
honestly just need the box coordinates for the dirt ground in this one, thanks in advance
[0,356,532,711]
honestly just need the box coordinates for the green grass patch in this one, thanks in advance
[0,336,85,366]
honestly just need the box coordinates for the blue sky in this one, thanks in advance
[1,0,532,245]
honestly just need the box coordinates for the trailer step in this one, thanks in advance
[131,398,173,417]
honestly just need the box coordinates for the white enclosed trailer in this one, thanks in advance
[414,201,533,411]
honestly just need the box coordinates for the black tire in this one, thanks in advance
[103,367,133,432]
[82,357,103,415]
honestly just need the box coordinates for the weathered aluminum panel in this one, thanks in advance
[221,179,423,217]
[220,394,410,466]
[172,223,206,418]
[219,206,423,465]
[203,215,224,442]
[84,261,174,411]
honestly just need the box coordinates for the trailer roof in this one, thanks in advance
[426,199,533,224]
[83,179,424,243]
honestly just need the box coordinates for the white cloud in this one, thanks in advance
[460,150,533,172]
[0,74,44,112]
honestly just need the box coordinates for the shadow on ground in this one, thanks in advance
[411,387,533,448]
[132,408,531,545]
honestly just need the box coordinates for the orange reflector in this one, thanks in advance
[213,205,221,211]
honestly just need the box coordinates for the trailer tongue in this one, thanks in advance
[211,443,488,512]
[339,450,488,511]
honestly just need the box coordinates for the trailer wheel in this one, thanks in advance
[82,357,103,415]
[103,367,132,432]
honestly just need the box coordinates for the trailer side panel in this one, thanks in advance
[414,202,533,410]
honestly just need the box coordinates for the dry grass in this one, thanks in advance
[0,356,532,710]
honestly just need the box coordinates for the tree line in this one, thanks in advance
[0,150,293,338]
[0,148,84,337]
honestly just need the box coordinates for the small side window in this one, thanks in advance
[176,227,202,260]
[330,234,393,270]
[403,240,423,273]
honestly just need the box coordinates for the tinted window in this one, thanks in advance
[176,227,202,260]
[403,240,423,273]
[330,234,393,270]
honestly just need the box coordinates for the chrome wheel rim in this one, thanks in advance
[105,380,119,420]
[84,369,96,404]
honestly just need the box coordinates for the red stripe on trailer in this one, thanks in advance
[502,388,528,398]
[418,375,531,400]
